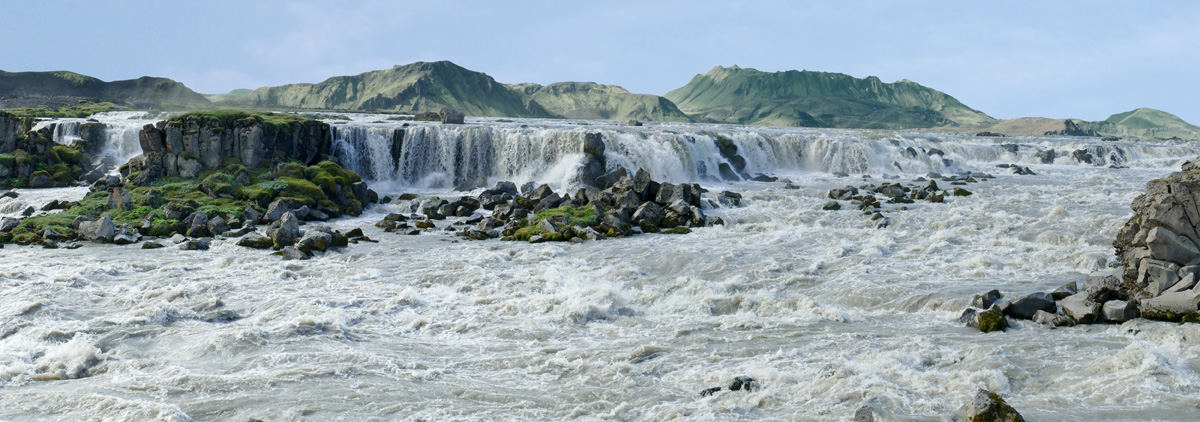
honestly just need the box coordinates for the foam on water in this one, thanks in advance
[2,117,1200,420]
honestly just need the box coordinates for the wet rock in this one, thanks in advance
[297,230,333,254]
[700,387,722,397]
[1036,149,1056,164]
[237,232,273,249]
[454,176,488,191]
[632,201,665,227]
[493,181,519,196]
[1032,310,1075,328]
[953,390,1026,422]
[1102,300,1138,322]
[1006,292,1056,319]
[822,201,841,211]
[952,187,973,196]
[728,376,757,392]
[1139,289,1200,318]
[961,305,1007,332]
[1059,292,1101,324]
[141,241,165,249]
[717,190,742,207]
[279,245,308,260]
[1050,282,1079,301]
[264,198,298,223]
[114,225,140,244]
[970,290,1003,309]
[42,226,69,242]
[185,212,210,238]
[207,216,229,236]
[179,239,210,251]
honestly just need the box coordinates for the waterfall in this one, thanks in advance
[326,120,1200,192]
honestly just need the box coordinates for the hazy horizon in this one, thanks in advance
[4,0,1198,124]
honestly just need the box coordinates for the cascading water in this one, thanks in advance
[327,117,1200,192]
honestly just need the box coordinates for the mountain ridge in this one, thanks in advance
[0,70,210,106]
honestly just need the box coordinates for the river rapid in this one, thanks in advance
[1,114,1199,421]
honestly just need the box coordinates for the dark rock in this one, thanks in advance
[961,305,1007,332]
[0,217,18,233]
[179,239,210,251]
[1101,300,1138,322]
[822,201,841,211]
[1032,310,1075,328]
[455,176,488,191]
[280,245,308,260]
[237,232,273,249]
[718,191,742,207]
[1050,282,1078,301]
[1006,292,1056,319]
[141,241,165,249]
[952,187,973,197]
[700,387,722,397]
[970,290,1002,309]
[728,376,757,392]
[1036,149,1057,164]
[718,162,740,181]
[582,132,606,187]
[494,181,518,196]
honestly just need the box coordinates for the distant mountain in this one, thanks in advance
[510,82,693,122]
[664,65,996,129]
[1090,108,1200,140]
[978,108,1200,140]
[217,61,555,118]
[0,70,209,106]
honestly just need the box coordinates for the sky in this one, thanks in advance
[4,0,1198,123]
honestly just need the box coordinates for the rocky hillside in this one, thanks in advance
[0,70,210,107]
[217,61,555,118]
[982,118,1098,137]
[664,65,997,129]
[511,82,693,123]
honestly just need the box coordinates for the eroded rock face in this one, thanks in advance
[1114,157,1200,320]
[127,112,330,184]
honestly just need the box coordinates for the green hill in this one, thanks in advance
[664,65,996,129]
[511,82,693,122]
[218,61,556,117]
[0,70,210,106]
[1089,108,1200,140]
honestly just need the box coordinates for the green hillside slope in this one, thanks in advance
[1090,108,1200,140]
[220,61,555,117]
[0,70,210,106]
[665,65,996,129]
[513,82,693,122]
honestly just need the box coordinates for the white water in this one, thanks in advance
[3,116,1200,421]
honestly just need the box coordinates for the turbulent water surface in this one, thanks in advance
[2,114,1200,421]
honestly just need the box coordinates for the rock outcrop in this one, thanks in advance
[0,111,93,188]
[1112,157,1200,320]
[124,110,330,185]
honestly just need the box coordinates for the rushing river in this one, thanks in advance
[1,114,1199,421]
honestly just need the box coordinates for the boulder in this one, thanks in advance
[631,202,665,227]
[961,305,1007,333]
[297,230,333,254]
[1032,310,1075,328]
[78,216,116,242]
[1145,227,1200,266]
[269,211,301,248]
[0,217,18,233]
[114,225,140,244]
[1005,292,1056,319]
[953,390,1025,422]
[1050,282,1078,301]
[1101,300,1138,322]
[717,191,742,207]
[1059,292,1101,324]
[237,232,273,249]
[1139,289,1200,318]
[280,245,308,260]
[264,199,298,223]
[42,226,70,242]
[186,212,210,238]
[969,290,1003,309]
[1138,259,1181,296]
[440,108,465,124]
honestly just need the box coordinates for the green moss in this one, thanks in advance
[661,227,692,234]
[531,205,598,227]
[200,172,241,198]
[977,308,1007,333]
[146,218,180,237]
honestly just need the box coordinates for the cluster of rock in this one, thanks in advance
[824,176,981,228]
[1109,156,1200,321]
[412,107,465,124]
[958,277,1130,332]
[125,111,330,185]
[377,168,731,242]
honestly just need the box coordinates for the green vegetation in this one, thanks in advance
[976,308,1007,333]
[664,65,996,129]
[213,61,556,117]
[1,159,366,245]
[1090,108,1200,140]
[531,205,599,227]
[0,141,90,189]
[511,82,693,123]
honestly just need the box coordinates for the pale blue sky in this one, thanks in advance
[5,1,1198,123]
